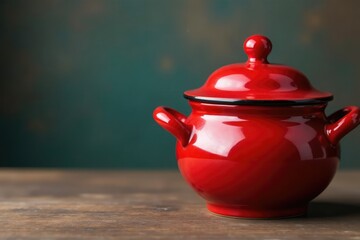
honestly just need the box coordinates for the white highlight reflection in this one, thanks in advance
[214,74,251,91]
[194,116,245,157]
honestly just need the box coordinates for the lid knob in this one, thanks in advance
[244,35,272,64]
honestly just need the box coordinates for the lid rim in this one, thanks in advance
[184,94,333,106]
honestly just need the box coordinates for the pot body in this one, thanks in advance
[176,102,339,218]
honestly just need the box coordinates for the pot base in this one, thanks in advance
[207,203,308,219]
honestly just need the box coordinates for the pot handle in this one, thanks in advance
[325,106,360,145]
[153,106,191,147]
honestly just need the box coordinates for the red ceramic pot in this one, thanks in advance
[153,35,360,219]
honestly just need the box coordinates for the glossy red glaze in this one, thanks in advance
[153,35,360,218]
[185,35,332,102]
[243,35,272,64]
[153,106,191,146]
[326,106,360,145]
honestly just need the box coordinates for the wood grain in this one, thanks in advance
[0,169,359,240]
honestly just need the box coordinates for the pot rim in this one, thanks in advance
[184,94,333,106]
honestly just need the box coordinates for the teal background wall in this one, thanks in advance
[0,0,359,168]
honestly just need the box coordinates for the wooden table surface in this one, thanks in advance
[0,169,359,240]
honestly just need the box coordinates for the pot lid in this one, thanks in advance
[184,35,333,106]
